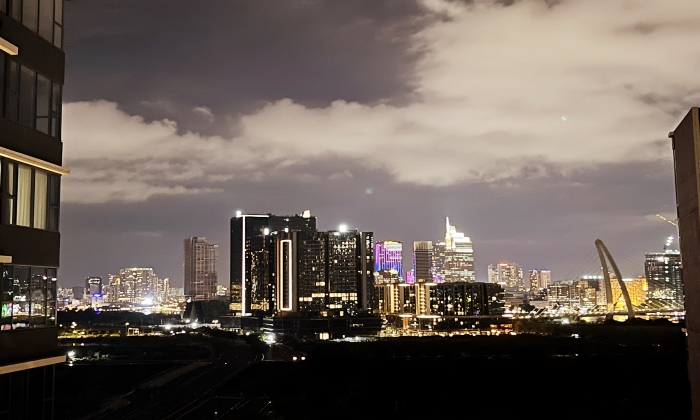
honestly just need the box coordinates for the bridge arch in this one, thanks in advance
[594,239,635,319]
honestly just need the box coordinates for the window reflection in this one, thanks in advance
[0,265,56,330]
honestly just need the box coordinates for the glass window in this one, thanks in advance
[5,161,60,231]
[18,66,35,127]
[6,61,19,121]
[29,267,46,327]
[35,75,50,134]
[0,55,4,116]
[22,0,38,32]
[33,170,46,229]
[38,0,52,41]
[6,60,62,139]
[47,174,59,231]
[6,162,15,225]
[13,266,30,328]
[11,0,20,20]
[16,164,31,227]
[1,266,13,330]
[53,23,61,49]
[53,0,60,25]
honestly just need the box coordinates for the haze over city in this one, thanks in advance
[59,0,691,287]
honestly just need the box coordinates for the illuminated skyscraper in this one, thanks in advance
[443,217,475,282]
[644,250,683,305]
[85,276,102,297]
[184,237,218,301]
[413,241,433,283]
[528,269,551,293]
[488,262,524,292]
[230,210,316,314]
[374,240,402,278]
[271,227,374,314]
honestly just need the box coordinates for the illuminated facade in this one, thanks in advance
[0,1,66,417]
[375,240,402,278]
[230,210,316,314]
[85,276,102,297]
[430,282,505,316]
[443,217,475,282]
[610,276,647,310]
[488,262,524,292]
[644,250,683,305]
[528,269,551,293]
[256,226,375,315]
[183,236,218,300]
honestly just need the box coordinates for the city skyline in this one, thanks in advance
[57,1,689,289]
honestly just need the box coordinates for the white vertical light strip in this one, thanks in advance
[280,239,293,311]
[241,216,246,315]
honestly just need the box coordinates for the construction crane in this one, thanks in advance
[655,214,679,250]
[655,213,678,227]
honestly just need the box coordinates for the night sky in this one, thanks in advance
[58,0,695,287]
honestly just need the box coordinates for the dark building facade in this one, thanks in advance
[183,236,218,301]
[230,211,316,314]
[272,229,374,315]
[0,1,66,419]
[671,108,700,420]
[430,282,505,316]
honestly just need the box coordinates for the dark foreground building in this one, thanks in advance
[671,108,700,419]
[230,211,317,314]
[0,1,67,419]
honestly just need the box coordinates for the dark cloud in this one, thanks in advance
[64,0,428,135]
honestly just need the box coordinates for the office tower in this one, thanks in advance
[608,276,647,310]
[85,276,102,297]
[0,2,66,417]
[374,240,402,279]
[488,262,524,292]
[529,269,551,293]
[71,286,84,300]
[430,282,505,316]
[645,251,683,305]
[183,237,218,301]
[443,217,475,282]
[413,241,433,283]
[118,267,160,303]
[270,227,374,315]
[432,241,446,282]
[230,210,316,314]
[669,109,700,420]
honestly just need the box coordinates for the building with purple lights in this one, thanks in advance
[375,241,403,278]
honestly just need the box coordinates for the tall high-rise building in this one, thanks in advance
[271,227,374,315]
[529,269,551,293]
[413,241,433,283]
[85,276,102,297]
[118,267,161,303]
[669,109,699,418]
[0,2,67,417]
[488,262,524,292]
[443,217,475,282]
[183,237,218,300]
[374,240,402,278]
[644,250,683,305]
[230,210,316,314]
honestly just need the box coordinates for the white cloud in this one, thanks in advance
[192,105,214,122]
[62,0,700,203]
